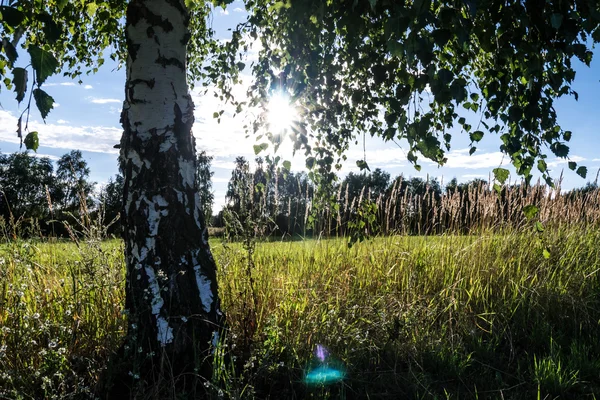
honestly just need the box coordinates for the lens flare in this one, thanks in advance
[304,344,346,387]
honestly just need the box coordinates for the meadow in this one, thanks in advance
[1,223,599,399]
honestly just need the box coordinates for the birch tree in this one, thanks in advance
[1,0,599,397]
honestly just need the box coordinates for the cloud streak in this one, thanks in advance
[88,97,122,104]
[0,110,121,154]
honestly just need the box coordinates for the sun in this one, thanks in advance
[266,91,299,134]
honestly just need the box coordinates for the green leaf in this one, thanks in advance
[282,160,291,171]
[576,166,587,178]
[28,46,59,85]
[493,167,509,184]
[253,142,268,154]
[306,157,315,169]
[535,221,545,233]
[469,147,476,155]
[537,159,547,173]
[24,131,39,152]
[12,67,27,103]
[86,2,98,17]
[523,204,539,219]
[568,161,577,171]
[470,130,484,142]
[542,248,551,259]
[33,88,54,119]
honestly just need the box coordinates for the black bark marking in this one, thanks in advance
[156,55,185,70]
[127,79,156,104]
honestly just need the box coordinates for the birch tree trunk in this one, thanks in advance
[111,0,222,395]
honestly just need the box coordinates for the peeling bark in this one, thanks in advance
[106,0,222,396]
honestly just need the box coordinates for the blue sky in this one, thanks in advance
[1,2,599,212]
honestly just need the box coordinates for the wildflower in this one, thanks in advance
[48,340,58,349]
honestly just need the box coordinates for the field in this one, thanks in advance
[1,225,600,399]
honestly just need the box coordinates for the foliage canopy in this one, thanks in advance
[1,0,598,186]
[228,0,599,185]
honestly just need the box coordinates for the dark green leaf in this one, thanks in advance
[493,167,509,184]
[0,6,25,27]
[551,13,563,29]
[306,157,315,169]
[12,67,27,103]
[470,130,484,142]
[24,131,39,152]
[523,204,539,219]
[568,161,576,171]
[28,46,59,85]
[356,159,370,171]
[282,160,291,171]
[38,12,62,44]
[469,147,476,155]
[550,142,569,158]
[57,0,69,11]
[1,39,18,64]
[576,166,587,178]
[33,88,54,119]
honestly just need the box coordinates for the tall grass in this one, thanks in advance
[311,178,600,237]
[0,182,599,398]
[214,228,600,399]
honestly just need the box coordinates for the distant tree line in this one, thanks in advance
[217,157,600,240]
[2,149,599,240]
[0,150,101,237]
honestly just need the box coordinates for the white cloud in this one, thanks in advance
[0,110,121,154]
[31,153,60,161]
[219,8,229,15]
[546,155,586,168]
[84,85,93,90]
[44,82,76,87]
[592,158,600,162]
[56,119,69,124]
[436,148,506,169]
[88,97,122,104]
[233,7,244,12]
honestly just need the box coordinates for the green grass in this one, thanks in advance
[1,226,600,399]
